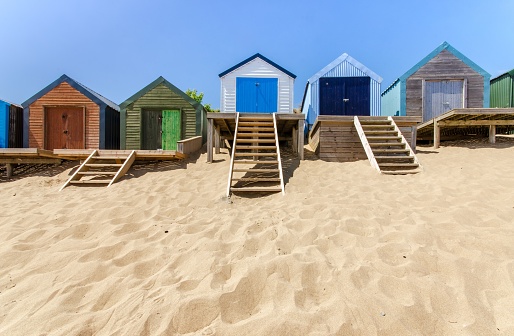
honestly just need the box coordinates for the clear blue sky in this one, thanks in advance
[1,0,513,109]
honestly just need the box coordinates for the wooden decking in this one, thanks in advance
[417,108,514,148]
[309,116,421,162]
[0,148,62,178]
[206,113,305,162]
[52,149,186,161]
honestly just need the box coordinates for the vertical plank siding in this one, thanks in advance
[8,104,24,148]
[490,72,514,108]
[27,82,100,149]
[124,84,197,150]
[406,50,484,118]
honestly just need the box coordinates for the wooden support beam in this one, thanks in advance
[221,118,232,137]
[292,126,298,154]
[207,118,213,163]
[438,120,514,126]
[410,125,417,153]
[297,119,305,160]
[215,125,221,154]
[434,121,440,149]
[0,158,61,164]
[6,163,13,178]
[489,125,496,144]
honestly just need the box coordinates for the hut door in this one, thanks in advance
[45,106,84,150]
[423,80,464,122]
[319,77,370,116]
[142,110,162,150]
[236,77,278,113]
[161,110,181,150]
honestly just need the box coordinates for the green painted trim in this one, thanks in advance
[400,41,491,82]
[120,109,126,149]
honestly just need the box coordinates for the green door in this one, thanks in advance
[161,110,181,150]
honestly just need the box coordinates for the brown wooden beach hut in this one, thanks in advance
[22,74,120,150]
[119,76,207,151]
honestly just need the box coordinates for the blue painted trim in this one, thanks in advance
[400,79,407,116]
[218,53,297,79]
[399,41,491,82]
[483,78,490,108]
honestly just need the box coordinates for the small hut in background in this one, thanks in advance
[381,41,491,122]
[490,69,514,108]
[0,99,23,148]
[119,76,206,150]
[219,53,296,113]
[22,74,120,150]
[301,53,382,129]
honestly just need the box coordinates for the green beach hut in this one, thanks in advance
[119,76,207,150]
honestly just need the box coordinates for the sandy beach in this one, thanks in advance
[1,138,514,335]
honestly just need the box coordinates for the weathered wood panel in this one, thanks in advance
[125,84,197,150]
[28,82,99,149]
[406,50,484,119]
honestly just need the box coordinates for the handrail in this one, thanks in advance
[273,113,285,195]
[226,113,240,196]
[354,116,381,173]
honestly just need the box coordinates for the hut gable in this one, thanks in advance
[120,76,206,150]
[21,74,120,149]
[381,42,491,120]
[219,53,296,113]
[302,53,383,126]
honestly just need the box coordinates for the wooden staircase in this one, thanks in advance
[354,116,421,175]
[60,150,136,190]
[227,113,285,196]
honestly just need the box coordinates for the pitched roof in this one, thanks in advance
[119,76,203,110]
[491,68,514,81]
[0,98,22,108]
[218,53,297,79]
[22,74,119,111]
[307,53,382,84]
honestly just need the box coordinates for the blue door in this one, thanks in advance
[236,77,278,113]
[319,77,370,116]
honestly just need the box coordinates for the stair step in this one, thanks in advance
[238,127,275,132]
[234,160,278,164]
[369,142,406,147]
[373,149,410,154]
[375,155,414,160]
[91,156,128,160]
[379,163,419,168]
[234,152,277,157]
[233,169,279,173]
[70,180,111,184]
[237,133,275,137]
[361,125,395,129]
[239,116,273,121]
[236,139,276,143]
[236,145,277,150]
[360,120,392,125]
[85,163,123,167]
[238,122,274,127]
[366,136,402,141]
[232,178,281,182]
[364,130,398,135]
[230,186,282,192]
[77,171,118,175]
[382,170,422,175]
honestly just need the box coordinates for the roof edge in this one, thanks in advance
[307,53,383,84]
[218,53,297,79]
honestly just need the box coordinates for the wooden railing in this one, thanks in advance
[177,136,203,154]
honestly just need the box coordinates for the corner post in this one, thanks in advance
[410,125,417,153]
[215,125,221,154]
[433,120,440,149]
[207,118,213,162]
[489,125,496,144]
[297,119,305,160]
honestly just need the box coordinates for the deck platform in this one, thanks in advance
[52,149,186,161]
[206,113,305,162]
[309,116,421,162]
[417,108,514,148]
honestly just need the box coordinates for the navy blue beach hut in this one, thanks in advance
[301,53,383,129]
[0,99,23,148]
[219,53,296,113]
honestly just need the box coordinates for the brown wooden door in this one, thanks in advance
[45,106,84,150]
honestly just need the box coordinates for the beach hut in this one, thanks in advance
[490,69,514,108]
[119,76,207,150]
[219,53,296,113]
[381,42,491,122]
[0,99,23,148]
[301,53,383,129]
[22,74,120,150]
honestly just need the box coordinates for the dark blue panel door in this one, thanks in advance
[319,77,370,116]
[236,77,278,113]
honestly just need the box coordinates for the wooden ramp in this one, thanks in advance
[354,116,421,175]
[60,150,136,190]
[227,113,285,196]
